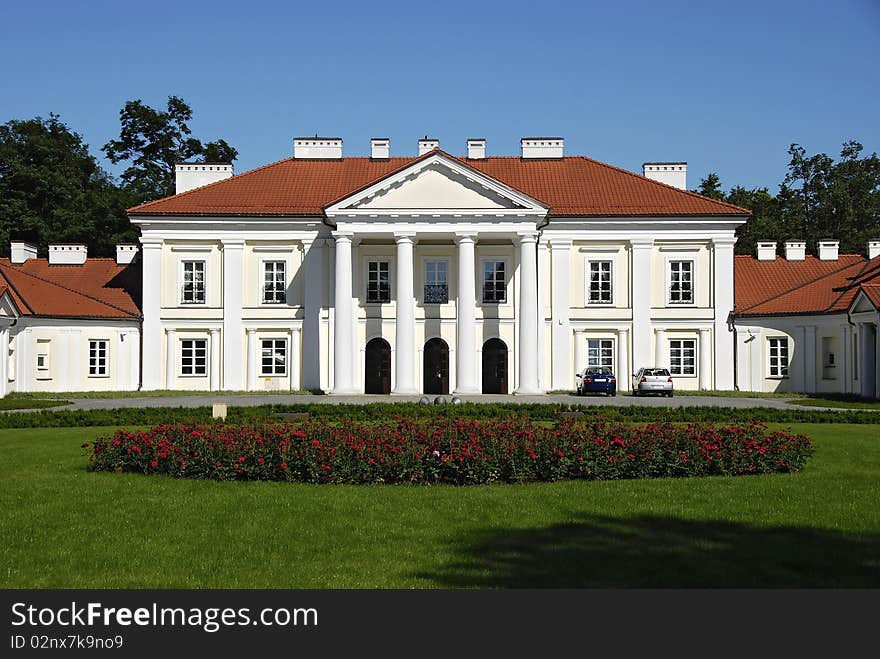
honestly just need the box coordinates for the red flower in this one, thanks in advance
[280,462,288,469]
[150,460,158,468]
[258,457,265,465]
[238,456,245,463]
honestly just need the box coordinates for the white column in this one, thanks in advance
[209,328,220,391]
[842,324,852,394]
[537,239,549,390]
[0,327,7,398]
[549,238,572,390]
[699,327,712,390]
[797,325,808,392]
[128,328,140,390]
[291,328,301,392]
[712,236,737,390]
[654,328,666,367]
[165,328,176,390]
[804,325,817,393]
[574,329,586,374]
[221,239,244,390]
[454,233,480,394]
[630,239,653,374]
[617,327,629,387]
[392,233,419,394]
[246,328,257,391]
[515,232,541,394]
[874,323,880,399]
[140,238,163,389]
[331,232,356,394]
[301,238,323,391]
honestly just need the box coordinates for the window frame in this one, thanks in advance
[260,337,288,377]
[179,259,207,305]
[669,338,697,377]
[88,339,109,378]
[365,259,392,304]
[586,338,615,371]
[480,258,508,304]
[666,259,695,306]
[767,336,790,379]
[260,259,287,305]
[586,259,614,306]
[180,338,208,377]
[423,258,449,304]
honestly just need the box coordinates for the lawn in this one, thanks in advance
[791,397,880,410]
[6,389,315,400]
[1,423,878,588]
[0,398,69,411]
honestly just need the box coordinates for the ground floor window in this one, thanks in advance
[261,338,287,376]
[89,340,108,376]
[587,339,614,370]
[181,339,208,376]
[669,339,696,376]
[768,337,789,378]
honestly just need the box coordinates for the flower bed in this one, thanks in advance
[86,418,813,485]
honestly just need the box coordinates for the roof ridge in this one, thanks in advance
[0,262,140,318]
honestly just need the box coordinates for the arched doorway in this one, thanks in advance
[423,338,449,394]
[364,338,391,394]
[482,338,508,394]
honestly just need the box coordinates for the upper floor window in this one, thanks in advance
[424,260,448,304]
[367,260,390,303]
[180,338,207,376]
[482,261,506,303]
[89,339,108,377]
[768,337,789,378]
[587,260,613,305]
[668,260,694,305]
[261,338,287,376]
[669,339,696,376]
[262,261,286,304]
[181,260,206,304]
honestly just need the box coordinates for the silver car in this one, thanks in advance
[632,367,674,397]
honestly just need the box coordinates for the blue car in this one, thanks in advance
[575,366,617,396]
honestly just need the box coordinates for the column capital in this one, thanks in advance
[393,232,417,244]
[655,327,666,335]
[165,327,176,335]
[617,326,629,336]
[630,238,654,249]
[209,327,220,336]
[515,231,539,245]
[547,237,573,249]
[246,328,257,336]
[711,236,738,248]
[699,326,711,334]
[331,231,354,244]
[220,238,246,249]
[140,237,163,249]
[454,232,478,244]
[573,328,587,336]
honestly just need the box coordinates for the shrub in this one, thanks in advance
[86,418,813,485]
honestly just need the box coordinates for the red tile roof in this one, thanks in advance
[735,254,880,316]
[0,258,141,319]
[128,150,750,218]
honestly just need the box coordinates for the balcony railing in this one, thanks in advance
[424,284,448,304]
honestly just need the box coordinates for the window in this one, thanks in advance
[668,260,694,305]
[768,337,789,378]
[587,261,613,304]
[36,353,49,371]
[262,261,286,304]
[89,340,108,376]
[482,261,506,303]
[424,261,448,304]
[36,339,50,375]
[261,338,287,376]
[587,339,614,370]
[669,339,696,376]
[180,339,208,376]
[367,260,390,303]
[181,260,206,304]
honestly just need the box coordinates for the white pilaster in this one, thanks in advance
[630,239,653,375]
[549,238,572,390]
[246,328,257,391]
[331,232,356,394]
[654,328,666,368]
[209,328,220,391]
[804,325,817,393]
[454,233,480,394]
[617,327,629,387]
[797,325,808,392]
[859,324,875,398]
[699,327,712,390]
[291,328,301,392]
[140,239,163,389]
[712,236,736,390]
[221,239,244,390]
[392,233,419,394]
[574,329,586,375]
[515,232,541,394]
[165,328,176,390]
[842,324,852,394]
[301,238,323,391]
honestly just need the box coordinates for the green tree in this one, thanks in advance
[0,114,136,258]
[103,96,238,204]
[694,172,725,200]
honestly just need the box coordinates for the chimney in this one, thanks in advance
[521,137,564,159]
[116,244,138,265]
[868,239,880,260]
[467,138,486,159]
[757,241,777,261]
[817,239,839,261]
[48,243,87,265]
[643,162,687,190]
[784,240,806,261]
[293,137,343,159]
[175,163,233,194]
[10,241,38,264]
[370,138,390,160]
[418,137,439,155]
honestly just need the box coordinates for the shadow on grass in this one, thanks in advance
[416,514,880,588]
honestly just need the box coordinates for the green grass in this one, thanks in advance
[790,397,880,410]
[0,398,69,411]
[2,423,878,588]
[6,389,316,400]
[547,388,797,398]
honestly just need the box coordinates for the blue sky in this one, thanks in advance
[2,0,878,192]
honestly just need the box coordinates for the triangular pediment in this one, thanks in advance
[850,290,879,314]
[325,152,548,217]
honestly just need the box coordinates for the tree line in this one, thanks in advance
[1,98,877,258]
